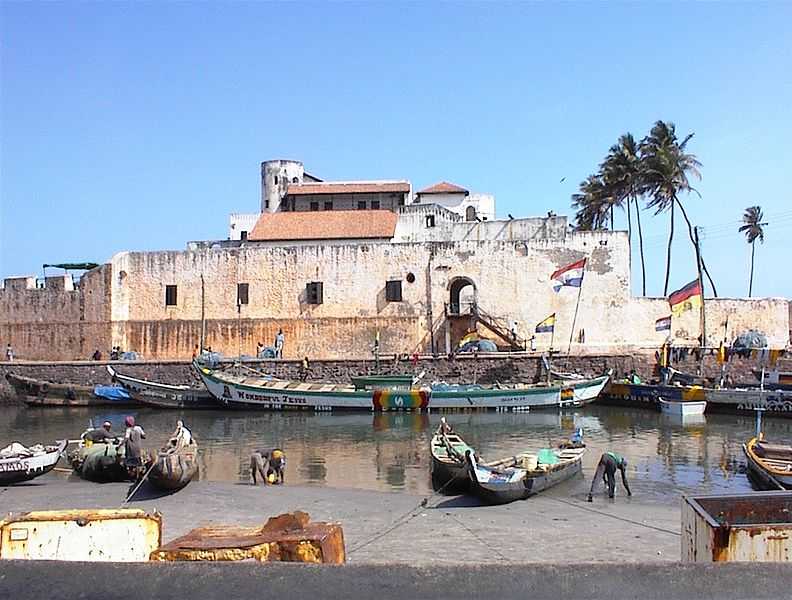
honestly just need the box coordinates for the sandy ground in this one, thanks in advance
[1,471,681,564]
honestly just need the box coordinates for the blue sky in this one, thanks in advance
[2,2,790,298]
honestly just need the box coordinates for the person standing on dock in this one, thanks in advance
[274,329,285,359]
[5,343,13,362]
[588,452,632,501]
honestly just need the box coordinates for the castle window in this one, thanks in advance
[240,231,248,241]
[165,285,177,307]
[310,201,319,211]
[385,280,402,302]
[371,200,380,210]
[358,201,367,210]
[274,175,279,185]
[292,177,299,183]
[306,282,323,305]
[324,201,333,211]
[425,215,436,228]
[237,283,249,306]
[466,206,477,221]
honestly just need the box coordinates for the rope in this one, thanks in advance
[348,466,468,554]
[543,496,681,536]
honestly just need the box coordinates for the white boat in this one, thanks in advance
[0,440,68,485]
[659,398,707,417]
[194,360,611,412]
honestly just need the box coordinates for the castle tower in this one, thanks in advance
[261,160,304,213]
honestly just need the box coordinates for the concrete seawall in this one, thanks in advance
[1,352,783,403]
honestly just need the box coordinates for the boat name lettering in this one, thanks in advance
[240,392,307,404]
[737,400,792,413]
[0,460,27,472]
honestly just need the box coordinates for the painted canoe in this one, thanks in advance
[0,440,67,485]
[194,361,611,412]
[602,382,792,418]
[430,432,475,493]
[743,437,792,491]
[107,365,218,409]
[464,444,585,505]
[147,441,198,491]
[6,372,137,407]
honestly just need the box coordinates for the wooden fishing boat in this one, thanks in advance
[659,398,707,417]
[430,432,476,493]
[70,440,129,482]
[0,440,67,485]
[147,440,199,491]
[743,436,792,490]
[107,365,217,409]
[6,372,137,407]
[464,444,585,505]
[195,360,611,412]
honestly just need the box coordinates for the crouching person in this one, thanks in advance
[251,448,286,485]
[588,451,631,501]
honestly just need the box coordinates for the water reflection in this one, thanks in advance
[2,404,787,499]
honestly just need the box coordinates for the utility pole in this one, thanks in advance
[694,226,706,375]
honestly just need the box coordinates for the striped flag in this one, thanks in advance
[655,316,671,332]
[668,280,702,317]
[535,313,556,333]
[551,259,586,292]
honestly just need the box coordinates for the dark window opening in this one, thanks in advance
[371,200,380,210]
[324,201,333,211]
[465,206,477,221]
[292,177,299,183]
[425,215,436,228]
[165,285,177,306]
[358,201,367,210]
[237,283,249,306]
[306,281,323,305]
[274,175,279,185]
[310,201,319,211]
[398,196,405,206]
[385,280,403,302]
[240,230,248,241]
[406,272,416,284]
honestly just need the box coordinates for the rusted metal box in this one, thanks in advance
[150,511,345,564]
[0,509,162,562]
[682,492,792,561]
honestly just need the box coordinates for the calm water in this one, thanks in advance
[2,404,784,501]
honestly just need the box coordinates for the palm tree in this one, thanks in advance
[739,206,766,296]
[572,174,611,231]
[601,133,648,295]
[640,121,717,296]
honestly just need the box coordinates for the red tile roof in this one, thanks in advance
[248,210,398,242]
[285,181,410,196]
[417,181,469,195]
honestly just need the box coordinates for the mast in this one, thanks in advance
[199,274,206,353]
[694,226,706,375]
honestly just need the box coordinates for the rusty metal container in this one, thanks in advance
[0,509,162,562]
[682,492,792,561]
[150,511,345,564]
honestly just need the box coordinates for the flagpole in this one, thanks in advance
[565,259,586,362]
[550,319,555,352]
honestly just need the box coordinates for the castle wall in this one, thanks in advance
[0,267,112,360]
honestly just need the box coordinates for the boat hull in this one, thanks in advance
[603,382,792,418]
[743,438,792,491]
[195,362,610,412]
[430,433,473,493]
[465,448,584,505]
[659,399,707,417]
[108,366,218,409]
[6,373,137,407]
[147,443,198,491]
[0,441,67,485]
[70,442,129,483]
